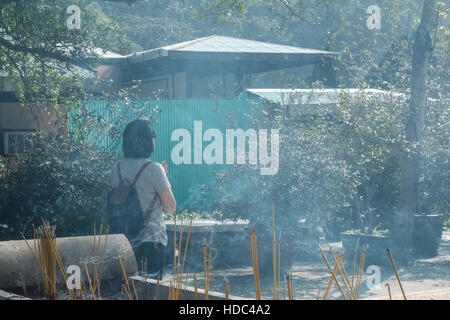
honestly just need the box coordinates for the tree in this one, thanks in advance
[0,0,144,239]
[392,0,439,263]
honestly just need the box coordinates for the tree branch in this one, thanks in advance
[278,0,314,26]
[0,36,94,70]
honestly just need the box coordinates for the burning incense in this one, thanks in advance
[224,280,229,300]
[194,274,198,300]
[277,231,281,300]
[97,226,110,298]
[155,278,160,300]
[176,216,184,284]
[131,279,139,300]
[320,248,347,300]
[249,229,261,299]
[37,222,57,299]
[355,244,368,297]
[20,271,27,297]
[323,251,343,300]
[328,246,355,299]
[285,273,294,300]
[351,238,360,288]
[179,217,193,282]
[386,249,407,300]
[202,238,208,299]
[173,215,177,280]
[116,250,133,300]
[142,258,148,299]
[272,199,276,300]
[385,283,392,300]
[206,231,213,300]
[33,230,40,293]
[83,263,96,300]
[174,216,193,300]
[39,219,76,300]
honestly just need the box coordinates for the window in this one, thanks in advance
[2,132,33,155]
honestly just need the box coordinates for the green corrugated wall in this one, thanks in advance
[69,99,260,210]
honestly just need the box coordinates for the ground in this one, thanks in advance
[164,230,450,300]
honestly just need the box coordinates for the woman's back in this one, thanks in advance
[111,158,171,246]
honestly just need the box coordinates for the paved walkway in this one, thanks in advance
[190,231,450,300]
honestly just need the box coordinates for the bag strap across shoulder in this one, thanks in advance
[132,160,153,187]
[117,160,153,187]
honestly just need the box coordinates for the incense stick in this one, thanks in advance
[351,238,360,288]
[355,244,368,297]
[328,246,355,299]
[173,215,177,282]
[83,263,96,300]
[386,249,407,300]
[277,231,281,300]
[20,271,27,297]
[116,250,132,300]
[323,251,343,300]
[272,199,276,300]
[385,283,392,300]
[319,248,347,300]
[175,217,193,299]
[249,230,261,300]
[39,219,76,299]
[131,278,139,300]
[97,226,110,298]
[206,231,213,300]
[176,216,184,285]
[202,238,208,300]
[194,274,198,300]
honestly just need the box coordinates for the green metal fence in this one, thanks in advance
[69,99,260,211]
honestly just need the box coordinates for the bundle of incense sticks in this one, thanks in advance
[36,222,57,299]
[285,273,294,300]
[320,241,369,300]
[92,221,109,299]
[170,216,193,300]
[249,227,261,300]
[21,219,76,300]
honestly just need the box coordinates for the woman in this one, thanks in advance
[111,119,176,279]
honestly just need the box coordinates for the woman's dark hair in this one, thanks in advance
[122,119,156,158]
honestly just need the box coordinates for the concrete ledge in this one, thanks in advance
[130,276,251,300]
[0,289,31,300]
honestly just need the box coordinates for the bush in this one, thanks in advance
[0,129,113,240]
[213,90,410,238]
[0,98,158,240]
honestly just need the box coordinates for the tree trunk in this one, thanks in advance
[392,0,437,264]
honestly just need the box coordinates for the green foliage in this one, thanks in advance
[213,91,410,234]
[0,0,135,104]
[0,91,159,240]
[0,128,113,240]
